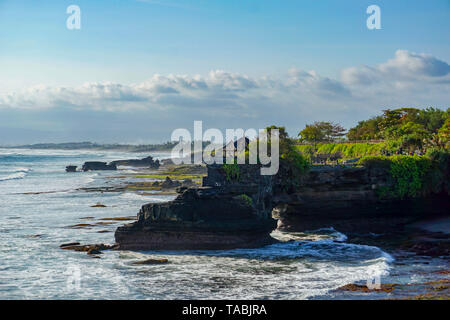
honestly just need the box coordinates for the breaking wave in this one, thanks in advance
[0,168,31,182]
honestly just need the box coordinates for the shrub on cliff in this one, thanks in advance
[389,155,432,198]
[357,153,449,199]
[356,155,392,170]
[264,126,310,193]
[222,163,240,182]
[424,148,450,194]
[237,194,253,207]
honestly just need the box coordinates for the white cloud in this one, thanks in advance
[341,49,450,86]
[0,50,448,142]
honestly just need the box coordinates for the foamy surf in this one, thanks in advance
[119,192,175,202]
[131,230,393,300]
[0,171,28,182]
[0,148,402,300]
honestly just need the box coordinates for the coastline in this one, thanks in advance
[1,148,448,299]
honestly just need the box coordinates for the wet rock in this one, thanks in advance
[87,248,103,255]
[99,217,136,221]
[68,223,93,229]
[91,203,107,208]
[65,165,77,172]
[110,156,160,168]
[406,240,450,257]
[60,244,91,252]
[60,242,80,248]
[82,162,117,171]
[161,177,181,189]
[132,258,169,265]
[338,283,398,293]
[95,221,116,226]
[60,243,116,252]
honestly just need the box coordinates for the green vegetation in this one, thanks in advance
[438,117,450,148]
[295,142,384,162]
[222,163,240,182]
[357,152,449,199]
[389,155,432,198]
[129,164,206,181]
[295,107,449,164]
[264,126,310,192]
[237,194,253,207]
[220,126,310,191]
[131,174,203,180]
[347,107,449,151]
[265,125,310,175]
[344,107,450,199]
[298,121,346,144]
[356,155,392,170]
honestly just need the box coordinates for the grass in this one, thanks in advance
[127,164,207,181]
[130,174,204,180]
[294,142,385,160]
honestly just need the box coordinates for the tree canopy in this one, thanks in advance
[347,107,449,151]
[298,121,346,144]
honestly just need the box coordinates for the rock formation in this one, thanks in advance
[161,176,181,189]
[110,156,160,168]
[114,159,450,250]
[82,161,117,171]
[65,165,77,172]
[273,165,449,234]
[115,164,277,250]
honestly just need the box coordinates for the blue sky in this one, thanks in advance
[0,0,449,143]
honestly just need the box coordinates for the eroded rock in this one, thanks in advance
[132,258,168,265]
[82,162,117,171]
[110,156,160,168]
[115,164,277,250]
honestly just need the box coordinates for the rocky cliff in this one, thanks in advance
[115,162,449,250]
[115,164,277,250]
[273,165,449,234]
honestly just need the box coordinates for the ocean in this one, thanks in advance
[0,148,395,299]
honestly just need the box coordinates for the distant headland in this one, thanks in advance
[0,141,177,152]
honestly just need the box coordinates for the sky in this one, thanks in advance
[0,0,449,144]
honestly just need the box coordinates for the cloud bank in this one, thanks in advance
[0,50,449,143]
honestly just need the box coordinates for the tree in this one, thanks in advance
[329,123,346,140]
[438,117,450,147]
[347,116,383,141]
[298,123,325,145]
[299,121,346,143]
[265,125,310,192]
[418,107,448,133]
[347,107,449,144]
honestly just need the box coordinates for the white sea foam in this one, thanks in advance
[2,167,32,173]
[0,148,398,300]
[0,171,27,182]
[119,192,174,202]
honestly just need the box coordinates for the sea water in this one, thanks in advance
[0,148,394,299]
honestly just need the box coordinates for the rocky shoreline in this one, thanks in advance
[110,160,449,256]
[60,157,449,299]
[115,164,278,250]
